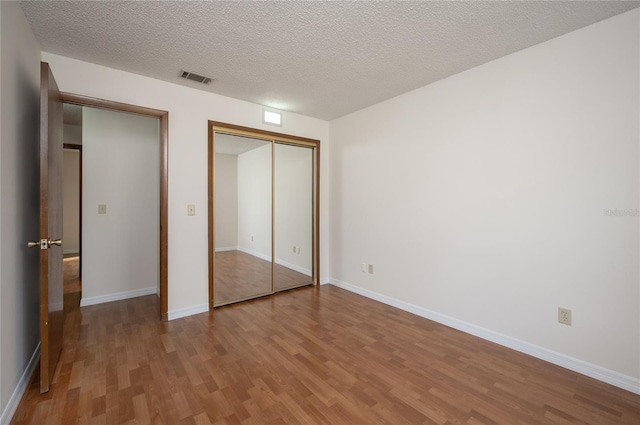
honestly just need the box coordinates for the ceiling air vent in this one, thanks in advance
[179,70,212,84]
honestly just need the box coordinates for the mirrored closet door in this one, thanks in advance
[213,133,273,305]
[208,122,319,308]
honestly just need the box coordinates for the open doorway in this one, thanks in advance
[60,94,169,320]
[63,104,83,306]
[62,144,82,304]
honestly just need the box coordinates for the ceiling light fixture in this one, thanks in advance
[263,109,282,127]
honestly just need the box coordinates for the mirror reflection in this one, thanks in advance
[214,133,272,305]
[274,143,314,291]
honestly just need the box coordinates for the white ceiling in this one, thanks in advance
[21,1,639,121]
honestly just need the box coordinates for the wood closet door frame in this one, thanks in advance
[207,121,320,309]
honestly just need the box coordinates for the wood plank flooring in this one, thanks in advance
[215,250,312,305]
[11,285,640,425]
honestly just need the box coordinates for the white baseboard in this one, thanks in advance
[167,303,209,321]
[80,286,157,307]
[236,246,270,262]
[236,247,311,276]
[274,258,311,277]
[319,277,331,285]
[63,249,79,255]
[328,278,640,395]
[0,343,40,425]
[215,246,237,252]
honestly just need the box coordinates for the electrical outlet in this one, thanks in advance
[296,247,301,254]
[368,264,374,274]
[361,263,367,272]
[293,245,297,253]
[558,307,572,326]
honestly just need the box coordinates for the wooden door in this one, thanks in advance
[39,61,64,393]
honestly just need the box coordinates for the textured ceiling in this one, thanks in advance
[21,1,639,120]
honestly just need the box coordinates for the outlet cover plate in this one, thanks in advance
[558,307,572,325]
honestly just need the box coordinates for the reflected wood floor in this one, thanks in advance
[12,285,640,425]
[215,250,312,305]
[63,256,81,294]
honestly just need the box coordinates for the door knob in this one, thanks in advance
[48,239,62,247]
[28,239,51,249]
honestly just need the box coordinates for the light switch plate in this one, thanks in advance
[187,204,196,216]
[98,204,107,214]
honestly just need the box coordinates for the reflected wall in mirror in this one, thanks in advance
[274,143,313,291]
[214,133,272,305]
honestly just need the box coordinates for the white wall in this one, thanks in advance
[237,143,272,258]
[63,124,81,145]
[42,52,330,317]
[275,144,313,275]
[0,1,41,422]
[330,8,640,388]
[214,153,238,250]
[81,107,160,304]
[62,149,80,254]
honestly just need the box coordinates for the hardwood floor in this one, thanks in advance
[215,250,312,305]
[11,285,640,425]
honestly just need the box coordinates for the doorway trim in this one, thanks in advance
[62,92,169,320]
[207,120,320,309]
